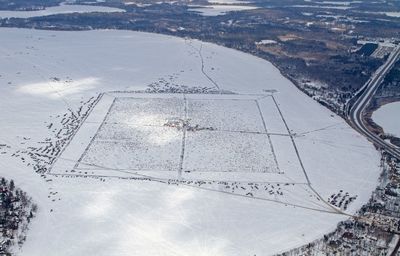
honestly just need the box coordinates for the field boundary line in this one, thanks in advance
[47,93,104,174]
[73,97,117,170]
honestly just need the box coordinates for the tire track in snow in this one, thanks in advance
[270,94,344,214]
[186,40,221,91]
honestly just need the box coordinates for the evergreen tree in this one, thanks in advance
[9,180,14,191]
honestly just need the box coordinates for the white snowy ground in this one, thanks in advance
[0,28,381,256]
[188,4,257,16]
[0,3,124,19]
[372,102,400,139]
[208,0,250,4]
[189,0,256,16]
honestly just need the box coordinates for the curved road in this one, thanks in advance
[346,45,400,256]
[347,46,400,160]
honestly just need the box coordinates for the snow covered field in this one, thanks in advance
[208,0,250,4]
[0,4,124,19]
[0,28,381,255]
[52,93,287,182]
[382,12,400,18]
[372,102,400,138]
[189,0,256,16]
[189,4,257,16]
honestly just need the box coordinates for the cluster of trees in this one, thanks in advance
[0,0,62,11]
[0,177,36,255]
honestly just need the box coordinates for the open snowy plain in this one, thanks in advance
[373,102,400,138]
[0,28,381,255]
[0,4,124,19]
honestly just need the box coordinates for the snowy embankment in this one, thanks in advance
[0,28,381,256]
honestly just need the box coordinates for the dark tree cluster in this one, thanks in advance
[0,0,62,11]
[0,177,36,255]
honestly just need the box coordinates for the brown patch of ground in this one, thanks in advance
[278,34,303,42]
[256,43,328,61]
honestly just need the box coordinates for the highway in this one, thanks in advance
[346,46,400,256]
[347,45,400,160]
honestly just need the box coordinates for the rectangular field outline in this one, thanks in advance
[76,93,281,174]
[50,92,308,183]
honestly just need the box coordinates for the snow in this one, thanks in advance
[290,5,352,10]
[54,93,283,182]
[255,39,278,45]
[208,0,250,4]
[0,4,125,19]
[372,102,400,138]
[184,130,278,173]
[383,12,400,18]
[0,28,381,255]
[80,130,182,171]
[186,98,265,132]
[318,1,362,5]
[189,5,257,16]
[106,97,185,126]
[388,235,400,255]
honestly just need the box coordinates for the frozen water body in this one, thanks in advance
[0,28,381,256]
[0,4,124,19]
[372,102,400,138]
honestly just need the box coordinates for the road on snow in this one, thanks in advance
[347,46,400,160]
[346,45,400,255]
